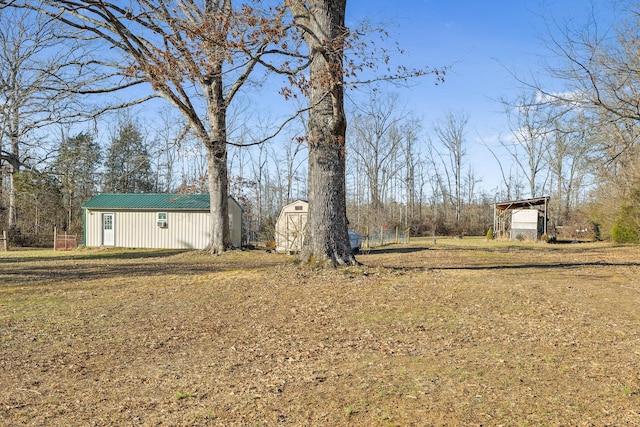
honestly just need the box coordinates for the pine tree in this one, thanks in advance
[104,120,153,194]
[53,131,101,232]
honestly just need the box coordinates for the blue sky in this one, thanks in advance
[344,0,613,194]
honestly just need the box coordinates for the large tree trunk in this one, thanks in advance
[203,66,231,255]
[292,0,356,266]
[205,140,230,254]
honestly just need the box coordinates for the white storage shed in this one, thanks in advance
[275,200,308,253]
[82,193,244,249]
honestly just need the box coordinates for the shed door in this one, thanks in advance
[102,213,115,246]
[286,212,306,252]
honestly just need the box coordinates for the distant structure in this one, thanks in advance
[275,199,308,253]
[493,196,550,240]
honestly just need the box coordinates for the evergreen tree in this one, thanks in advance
[104,119,153,194]
[13,170,64,244]
[53,131,101,232]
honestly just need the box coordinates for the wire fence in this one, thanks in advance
[360,226,410,251]
[54,229,79,251]
[1,229,81,250]
[0,230,7,251]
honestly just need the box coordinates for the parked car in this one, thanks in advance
[348,230,362,253]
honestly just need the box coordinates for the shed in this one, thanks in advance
[510,208,546,240]
[493,196,550,240]
[275,199,308,253]
[82,193,244,249]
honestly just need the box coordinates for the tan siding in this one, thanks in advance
[84,210,104,246]
[85,209,212,249]
[229,200,243,247]
[172,211,210,249]
[275,200,308,252]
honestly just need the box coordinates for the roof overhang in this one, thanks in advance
[494,196,550,211]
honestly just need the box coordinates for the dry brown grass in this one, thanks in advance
[1,238,639,426]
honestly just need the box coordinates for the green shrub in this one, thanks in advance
[485,227,493,240]
[611,223,639,243]
[611,205,640,243]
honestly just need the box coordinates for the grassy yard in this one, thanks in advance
[1,238,639,426]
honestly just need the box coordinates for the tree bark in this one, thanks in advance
[203,60,231,254]
[288,0,356,266]
[205,141,230,254]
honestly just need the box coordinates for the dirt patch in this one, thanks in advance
[1,240,639,426]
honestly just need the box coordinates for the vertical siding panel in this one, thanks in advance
[117,211,126,247]
[200,211,210,249]
[119,211,127,247]
[171,212,182,249]
[163,211,172,248]
[113,212,120,246]
[133,211,141,248]
[147,211,157,248]
[85,210,101,246]
[229,201,241,247]
[148,211,161,248]
[181,212,189,249]
[85,207,215,249]
[177,212,183,248]
[138,212,144,247]
[197,212,206,249]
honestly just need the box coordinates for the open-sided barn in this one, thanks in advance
[82,193,243,249]
[493,196,550,240]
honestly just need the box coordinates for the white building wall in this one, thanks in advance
[511,209,539,229]
[228,200,243,247]
[84,209,211,249]
[84,209,104,246]
[275,200,308,253]
[510,209,541,240]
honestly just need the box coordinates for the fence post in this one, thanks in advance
[53,226,57,251]
[365,226,369,251]
[2,230,6,251]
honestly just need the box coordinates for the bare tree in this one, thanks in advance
[540,3,640,130]
[534,2,640,236]
[500,92,554,198]
[278,133,307,204]
[433,111,468,230]
[286,0,354,266]
[0,7,82,228]
[9,0,300,254]
[545,113,592,222]
[350,92,405,213]
[401,117,422,226]
[285,0,449,265]
[149,108,190,192]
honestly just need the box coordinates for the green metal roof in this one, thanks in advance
[82,193,211,210]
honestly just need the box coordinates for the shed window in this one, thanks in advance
[295,205,303,211]
[157,212,168,228]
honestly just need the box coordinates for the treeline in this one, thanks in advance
[5,1,640,246]
[2,86,639,246]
